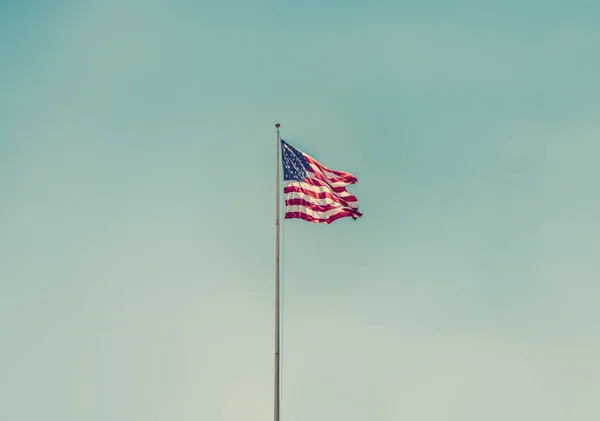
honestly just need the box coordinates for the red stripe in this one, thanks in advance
[285,210,359,224]
[307,167,356,188]
[301,176,353,194]
[283,185,358,207]
[285,198,362,216]
[304,155,357,181]
[307,163,357,184]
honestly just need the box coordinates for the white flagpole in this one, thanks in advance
[274,123,281,421]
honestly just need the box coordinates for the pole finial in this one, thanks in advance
[275,123,281,129]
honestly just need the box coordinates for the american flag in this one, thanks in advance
[281,139,362,224]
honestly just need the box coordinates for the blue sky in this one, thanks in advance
[1,0,599,420]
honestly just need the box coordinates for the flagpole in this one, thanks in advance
[274,123,281,421]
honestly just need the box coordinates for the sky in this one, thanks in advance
[1,0,599,420]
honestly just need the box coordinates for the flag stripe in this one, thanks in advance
[300,175,353,194]
[307,166,355,188]
[283,182,357,202]
[304,155,356,181]
[307,163,357,184]
[284,190,359,210]
[285,198,362,215]
[284,210,359,224]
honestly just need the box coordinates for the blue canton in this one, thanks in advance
[281,139,309,181]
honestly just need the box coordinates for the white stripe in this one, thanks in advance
[285,205,352,220]
[302,152,353,179]
[307,162,350,182]
[307,164,353,188]
[283,191,359,209]
[283,181,355,199]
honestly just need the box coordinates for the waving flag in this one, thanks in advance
[281,139,362,224]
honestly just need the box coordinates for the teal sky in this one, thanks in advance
[1,0,599,420]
